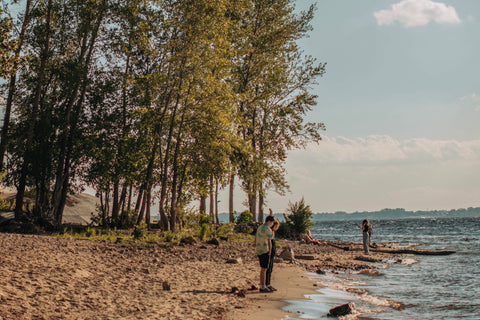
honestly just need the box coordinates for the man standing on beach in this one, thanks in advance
[255,215,275,292]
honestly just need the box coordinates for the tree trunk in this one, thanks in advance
[199,196,206,214]
[145,187,151,229]
[15,0,53,219]
[50,2,107,226]
[215,181,219,224]
[209,176,214,215]
[134,187,144,213]
[111,180,120,224]
[229,174,234,222]
[136,191,147,225]
[258,187,264,223]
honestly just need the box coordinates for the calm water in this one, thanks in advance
[283,217,480,320]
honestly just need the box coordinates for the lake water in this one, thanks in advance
[282,217,480,319]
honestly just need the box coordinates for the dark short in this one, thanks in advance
[258,253,270,269]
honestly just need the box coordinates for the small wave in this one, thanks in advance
[356,269,384,276]
[358,293,405,311]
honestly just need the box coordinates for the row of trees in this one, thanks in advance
[0,0,326,231]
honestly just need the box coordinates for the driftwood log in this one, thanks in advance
[371,248,455,255]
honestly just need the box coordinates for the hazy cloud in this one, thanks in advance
[296,135,480,165]
[461,93,480,111]
[374,0,461,27]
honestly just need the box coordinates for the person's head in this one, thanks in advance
[265,215,275,227]
[306,229,311,236]
[362,219,369,226]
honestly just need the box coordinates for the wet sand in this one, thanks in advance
[0,232,397,320]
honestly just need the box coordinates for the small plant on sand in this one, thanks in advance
[133,223,147,239]
[198,213,214,240]
[284,198,313,240]
[162,230,177,243]
[213,223,235,239]
[85,227,97,238]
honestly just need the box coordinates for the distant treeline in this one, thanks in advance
[311,207,480,221]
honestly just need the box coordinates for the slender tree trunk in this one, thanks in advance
[127,185,133,210]
[145,187,151,229]
[248,184,257,222]
[137,191,147,225]
[229,174,234,222]
[169,110,185,232]
[199,196,206,214]
[50,2,107,226]
[134,187,144,213]
[258,186,264,223]
[111,180,120,224]
[15,0,53,219]
[209,176,214,215]
[215,181,219,224]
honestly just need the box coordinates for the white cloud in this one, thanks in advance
[274,135,480,212]
[374,0,461,27]
[295,135,480,165]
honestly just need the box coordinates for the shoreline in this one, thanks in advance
[0,232,402,320]
[226,263,322,320]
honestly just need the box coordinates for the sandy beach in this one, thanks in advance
[0,229,399,320]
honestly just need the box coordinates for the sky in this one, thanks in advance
[220,0,480,214]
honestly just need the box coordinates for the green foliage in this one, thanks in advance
[213,223,235,239]
[2,0,324,233]
[120,209,138,229]
[85,227,97,238]
[284,198,313,239]
[235,210,253,224]
[0,9,17,78]
[162,230,177,243]
[0,198,15,212]
[132,223,147,239]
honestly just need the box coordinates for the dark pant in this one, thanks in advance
[266,240,276,286]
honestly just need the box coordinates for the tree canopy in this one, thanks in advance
[0,0,326,231]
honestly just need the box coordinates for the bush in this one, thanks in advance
[85,227,97,237]
[197,213,214,240]
[284,198,313,240]
[235,210,253,224]
[133,223,147,239]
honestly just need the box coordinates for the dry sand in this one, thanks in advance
[0,230,399,320]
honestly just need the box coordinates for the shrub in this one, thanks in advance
[85,227,97,238]
[133,223,147,239]
[235,210,253,224]
[284,198,313,240]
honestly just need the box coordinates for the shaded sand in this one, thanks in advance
[0,191,98,225]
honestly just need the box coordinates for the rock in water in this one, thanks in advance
[327,302,354,317]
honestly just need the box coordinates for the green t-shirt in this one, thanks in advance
[255,224,273,255]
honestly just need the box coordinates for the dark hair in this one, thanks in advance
[265,216,275,223]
